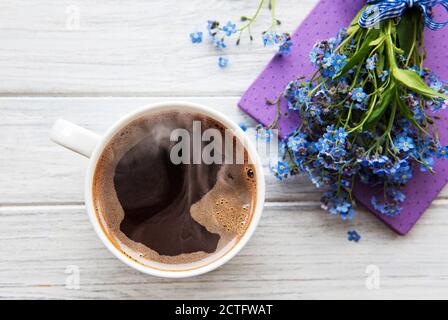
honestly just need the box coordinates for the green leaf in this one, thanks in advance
[347,5,367,34]
[396,11,417,58]
[369,35,385,47]
[395,92,428,134]
[366,83,395,125]
[392,68,448,100]
[376,46,385,74]
[334,29,380,79]
[347,21,360,36]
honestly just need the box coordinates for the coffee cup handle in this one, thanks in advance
[50,119,101,158]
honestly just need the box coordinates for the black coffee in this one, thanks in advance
[93,110,257,267]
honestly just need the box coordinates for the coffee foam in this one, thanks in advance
[92,110,257,269]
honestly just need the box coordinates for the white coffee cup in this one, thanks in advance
[50,101,265,278]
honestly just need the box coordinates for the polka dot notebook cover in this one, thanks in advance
[238,0,448,235]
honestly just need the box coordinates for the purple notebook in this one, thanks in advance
[239,0,448,235]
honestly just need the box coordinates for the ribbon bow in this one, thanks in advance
[359,0,448,30]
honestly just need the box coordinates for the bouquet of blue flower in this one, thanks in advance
[189,0,293,67]
[270,1,448,219]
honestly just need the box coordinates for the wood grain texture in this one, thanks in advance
[0,97,320,205]
[2,96,448,299]
[1,201,448,299]
[2,0,448,300]
[0,0,316,96]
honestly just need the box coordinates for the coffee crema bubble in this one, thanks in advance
[92,111,257,268]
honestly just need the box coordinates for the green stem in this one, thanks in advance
[405,20,417,66]
[384,20,398,71]
[307,80,327,98]
[238,0,265,32]
[385,100,397,137]
[335,28,358,53]
[270,0,277,30]
[348,95,378,133]
[344,102,354,128]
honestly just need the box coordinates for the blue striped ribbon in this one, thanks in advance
[359,0,448,30]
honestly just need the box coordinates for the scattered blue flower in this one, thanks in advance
[287,133,308,152]
[371,196,384,212]
[278,37,293,55]
[190,31,203,44]
[323,52,333,67]
[257,128,272,142]
[352,102,367,110]
[316,137,331,154]
[351,87,367,103]
[380,70,389,81]
[341,179,351,188]
[213,38,227,50]
[222,21,237,37]
[371,196,401,216]
[395,135,415,153]
[309,47,320,67]
[420,155,434,172]
[333,54,347,72]
[218,56,229,68]
[263,32,293,55]
[207,20,219,36]
[389,159,413,185]
[334,127,348,144]
[262,31,277,46]
[331,147,346,159]
[411,65,426,77]
[429,98,448,112]
[284,80,311,110]
[321,189,354,220]
[436,146,448,159]
[270,159,290,180]
[239,122,248,131]
[366,54,377,70]
[413,104,425,121]
[347,230,361,242]
[270,25,448,223]
[386,187,406,203]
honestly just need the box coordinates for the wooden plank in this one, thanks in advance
[1,202,448,299]
[0,0,317,95]
[3,0,448,301]
[2,95,447,203]
[0,97,319,204]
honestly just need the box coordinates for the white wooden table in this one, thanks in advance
[2,0,448,300]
